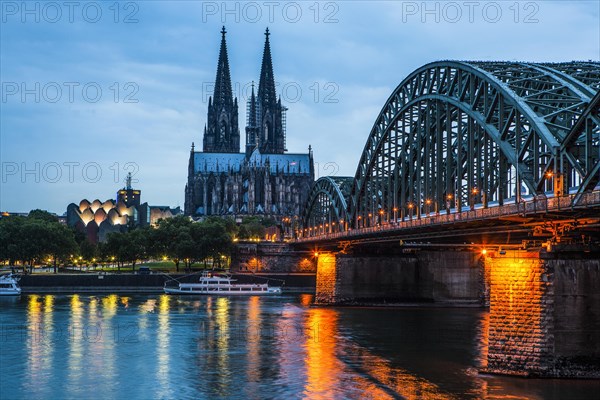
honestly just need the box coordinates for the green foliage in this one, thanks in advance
[0,212,78,272]
[80,240,98,262]
[0,212,235,273]
[237,216,277,239]
[101,216,234,271]
[28,209,59,223]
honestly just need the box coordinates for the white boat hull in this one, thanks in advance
[164,272,282,295]
[0,289,21,296]
[0,274,21,296]
[164,286,281,295]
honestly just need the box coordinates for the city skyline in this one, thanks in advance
[2,1,599,214]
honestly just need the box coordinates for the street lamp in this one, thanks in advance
[546,170,564,197]
[446,194,453,214]
[471,188,478,210]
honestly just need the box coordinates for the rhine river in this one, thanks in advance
[1,294,598,399]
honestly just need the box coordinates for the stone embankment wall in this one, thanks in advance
[232,242,316,273]
[19,273,315,293]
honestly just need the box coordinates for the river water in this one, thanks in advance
[1,294,598,399]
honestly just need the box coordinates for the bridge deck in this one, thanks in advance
[297,191,600,246]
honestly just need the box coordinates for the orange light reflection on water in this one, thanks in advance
[246,296,262,388]
[156,295,171,399]
[25,295,50,392]
[302,307,456,400]
[303,308,340,399]
[67,295,84,386]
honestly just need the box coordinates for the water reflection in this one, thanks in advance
[301,307,455,399]
[2,294,599,400]
[25,295,53,394]
[67,295,84,389]
[246,296,261,394]
[215,297,231,395]
[156,295,171,399]
[303,308,341,399]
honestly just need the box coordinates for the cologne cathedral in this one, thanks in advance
[184,27,314,220]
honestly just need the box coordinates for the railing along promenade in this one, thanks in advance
[297,191,600,242]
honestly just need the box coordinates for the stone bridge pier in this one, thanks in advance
[315,248,600,378]
[483,249,600,378]
[315,250,483,304]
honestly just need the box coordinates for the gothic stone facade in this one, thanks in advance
[185,27,314,219]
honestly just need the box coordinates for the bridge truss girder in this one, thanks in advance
[350,61,600,228]
[301,176,353,236]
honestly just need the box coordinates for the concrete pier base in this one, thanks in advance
[315,250,482,304]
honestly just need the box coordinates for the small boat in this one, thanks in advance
[0,274,22,296]
[164,271,282,295]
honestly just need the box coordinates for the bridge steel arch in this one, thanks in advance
[301,176,353,236]
[348,61,600,228]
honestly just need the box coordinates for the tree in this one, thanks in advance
[191,218,234,269]
[153,216,193,272]
[105,232,126,271]
[80,240,98,268]
[28,209,58,223]
[238,218,266,240]
[0,216,26,265]
[124,228,149,270]
[47,223,78,273]
[0,213,78,273]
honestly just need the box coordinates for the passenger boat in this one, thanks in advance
[164,271,282,295]
[0,274,22,296]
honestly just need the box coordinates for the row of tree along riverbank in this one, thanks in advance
[1,210,281,273]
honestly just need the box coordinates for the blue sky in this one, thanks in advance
[1,1,599,214]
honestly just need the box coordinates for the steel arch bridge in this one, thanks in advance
[301,176,353,235]
[301,61,600,236]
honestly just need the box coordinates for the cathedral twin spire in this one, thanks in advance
[203,27,285,155]
[203,27,240,153]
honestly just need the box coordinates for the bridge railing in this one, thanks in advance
[297,191,600,241]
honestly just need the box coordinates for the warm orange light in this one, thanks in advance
[447,194,453,200]
[408,203,413,209]
[481,249,487,255]
[314,252,319,257]
[472,188,479,194]
[425,199,432,205]
[546,171,553,178]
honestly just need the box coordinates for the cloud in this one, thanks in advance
[1,1,598,213]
